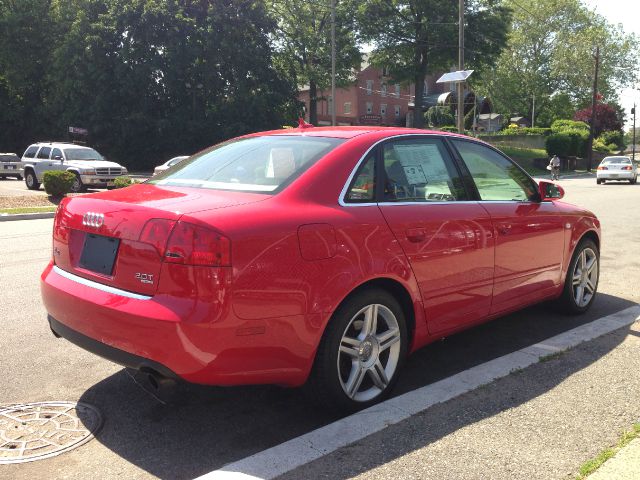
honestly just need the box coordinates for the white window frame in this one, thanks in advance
[366,102,373,114]
[366,80,373,95]
[380,104,387,116]
[394,105,401,117]
[343,102,351,114]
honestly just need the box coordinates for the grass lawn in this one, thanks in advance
[0,206,57,215]
[498,146,548,176]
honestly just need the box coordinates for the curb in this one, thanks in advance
[0,212,56,222]
[197,304,640,480]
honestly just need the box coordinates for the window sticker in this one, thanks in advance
[393,144,449,184]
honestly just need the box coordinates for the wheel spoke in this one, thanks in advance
[361,304,378,337]
[345,364,367,398]
[572,273,582,286]
[377,328,400,352]
[579,251,586,271]
[369,360,389,390]
[586,256,598,276]
[574,285,584,306]
[339,336,360,359]
[585,279,596,294]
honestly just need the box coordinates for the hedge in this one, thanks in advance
[42,170,75,197]
[551,119,589,133]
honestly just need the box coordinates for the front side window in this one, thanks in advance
[345,152,376,203]
[37,147,51,159]
[382,138,467,202]
[451,140,538,201]
[150,136,344,193]
[51,148,63,160]
[23,146,38,158]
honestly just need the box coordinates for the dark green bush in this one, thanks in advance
[496,127,551,136]
[425,106,455,127]
[598,130,625,150]
[113,176,135,188]
[440,126,459,133]
[551,119,589,133]
[545,133,572,157]
[43,170,75,197]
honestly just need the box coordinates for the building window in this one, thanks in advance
[395,105,401,117]
[380,104,387,116]
[366,80,373,95]
[366,102,373,114]
[344,102,351,114]
[382,66,390,77]
[395,84,400,98]
[381,83,387,97]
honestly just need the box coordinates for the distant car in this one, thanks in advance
[21,142,128,192]
[0,153,23,180]
[596,156,637,184]
[42,127,601,411]
[153,156,189,176]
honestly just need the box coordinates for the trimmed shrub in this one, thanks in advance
[440,126,459,133]
[43,170,75,197]
[425,106,455,127]
[113,176,136,188]
[598,130,625,150]
[545,133,572,157]
[496,127,551,136]
[551,119,589,133]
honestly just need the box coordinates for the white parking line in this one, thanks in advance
[194,304,640,480]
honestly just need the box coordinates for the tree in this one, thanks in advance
[268,0,361,125]
[574,103,623,137]
[475,0,640,127]
[355,0,511,128]
[424,106,454,127]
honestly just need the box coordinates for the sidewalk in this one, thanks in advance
[588,437,640,480]
[278,317,640,480]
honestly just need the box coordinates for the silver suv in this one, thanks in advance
[0,153,23,180]
[21,142,128,192]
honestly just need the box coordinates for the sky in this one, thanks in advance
[583,0,640,130]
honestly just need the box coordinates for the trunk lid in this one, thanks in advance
[53,184,267,295]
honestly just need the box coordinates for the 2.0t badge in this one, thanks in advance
[135,273,154,285]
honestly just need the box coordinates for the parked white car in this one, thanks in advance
[0,153,23,180]
[596,156,637,184]
[21,142,128,192]
[153,155,189,176]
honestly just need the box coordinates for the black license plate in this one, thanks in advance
[3,165,15,170]
[79,234,120,275]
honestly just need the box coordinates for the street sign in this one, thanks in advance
[68,126,88,135]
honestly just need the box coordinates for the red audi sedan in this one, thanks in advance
[41,127,600,410]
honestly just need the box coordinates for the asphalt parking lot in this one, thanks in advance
[0,176,639,480]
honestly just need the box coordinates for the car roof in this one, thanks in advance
[602,156,630,161]
[246,126,468,140]
[30,142,93,150]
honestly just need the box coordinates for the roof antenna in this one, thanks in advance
[298,117,314,129]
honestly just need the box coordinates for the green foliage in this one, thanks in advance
[495,127,551,136]
[440,126,459,133]
[551,120,589,133]
[474,0,640,129]
[43,170,75,197]
[112,176,138,189]
[598,130,625,150]
[425,106,455,127]
[355,0,511,128]
[546,134,572,157]
[0,0,300,170]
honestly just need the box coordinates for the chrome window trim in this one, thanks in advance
[53,265,152,301]
[339,133,457,207]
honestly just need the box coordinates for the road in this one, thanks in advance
[0,177,638,479]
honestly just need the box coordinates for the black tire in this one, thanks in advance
[306,288,408,411]
[70,173,85,193]
[16,174,22,180]
[0,176,6,180]
[24,170,40,190]
[555,238,599,315]
[630,176,637,185]
[596,179,602,185]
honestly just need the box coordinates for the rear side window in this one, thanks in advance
[452,140,538,202]
[150,136,345,193]
[37,147,51,159]
[381,137,467,202]
[345,151,376,202]
[23,146,38,158]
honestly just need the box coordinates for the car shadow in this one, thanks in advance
[77,293,636,480]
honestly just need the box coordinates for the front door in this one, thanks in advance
[376,136,495,335]
[450,139,565,314]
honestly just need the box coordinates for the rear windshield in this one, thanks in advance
[149,136,345,193]
[63,148,104,161]
[602,157,631,164]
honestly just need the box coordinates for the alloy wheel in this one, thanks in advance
[571,247,598,308]
[337,303,401,402]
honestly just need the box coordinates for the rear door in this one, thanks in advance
[376,136,495,335]
[449,139,565,314]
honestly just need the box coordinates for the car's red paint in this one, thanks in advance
[41,127,600,389]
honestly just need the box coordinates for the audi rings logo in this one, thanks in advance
[82,212,104,228]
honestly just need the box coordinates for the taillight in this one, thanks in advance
[164,221,231,266]
[597,166,608,170]
[139,219,176,256]
[622,166,633,170]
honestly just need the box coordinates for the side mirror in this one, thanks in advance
[538,180,564,201]
[54,155,63,162]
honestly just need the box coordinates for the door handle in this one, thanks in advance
[496,224,512,235]
[406,228,426,243]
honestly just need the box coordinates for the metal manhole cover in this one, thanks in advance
[0,401,103,464]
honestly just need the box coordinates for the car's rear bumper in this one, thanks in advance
[41,261,314,387]
[597,171,635,180]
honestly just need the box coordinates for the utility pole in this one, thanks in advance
[633,103,636,162]
[532,94,535,128]
[457,0,465,133]
[331,0,336,126]
[586,46,600,172]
